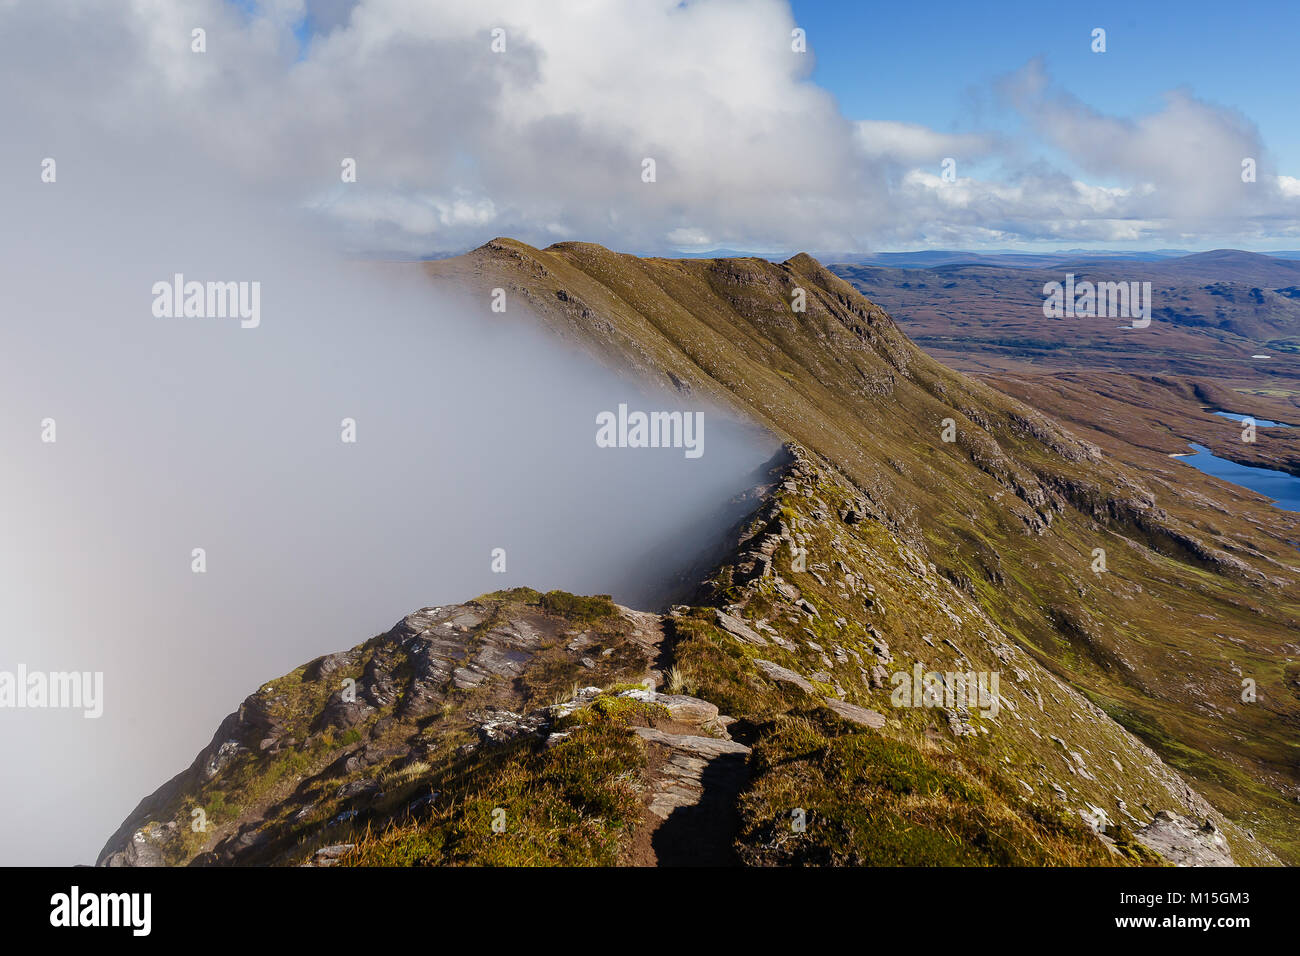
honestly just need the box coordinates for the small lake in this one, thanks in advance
[1210,410,1294,428]
[1176,443,1300,512]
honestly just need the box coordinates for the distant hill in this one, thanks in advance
[828,250,1189,269]
[827,249,1300,271]
[829,249,1300,381]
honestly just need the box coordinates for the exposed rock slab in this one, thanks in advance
[1136,811,1236,867]
[632,727,751,867]
[754,658,814,693]
[714,609,768,646]
[822,696,886,729]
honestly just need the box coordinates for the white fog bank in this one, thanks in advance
[0,136,775,867]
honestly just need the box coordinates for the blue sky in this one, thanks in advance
[792,0,1300,179]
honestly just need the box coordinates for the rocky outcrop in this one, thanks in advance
[1136,811,1236,867]
[96,591,668,867]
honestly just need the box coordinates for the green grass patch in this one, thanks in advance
[735,707,1160,867]
[539,590,618,623]
[341,721,646,866]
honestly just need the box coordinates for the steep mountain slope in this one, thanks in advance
[423,241,1300,860]
[98,446,1272,866]
[986,372,1300,478]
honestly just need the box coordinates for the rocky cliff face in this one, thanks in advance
[99,445,1276,867]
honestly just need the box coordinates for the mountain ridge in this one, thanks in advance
[425,238,1300,859]
[98,240,1300,865]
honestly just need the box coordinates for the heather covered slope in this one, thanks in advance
[426,240,1300,860]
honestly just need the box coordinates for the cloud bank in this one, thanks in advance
[4,0,1297,254]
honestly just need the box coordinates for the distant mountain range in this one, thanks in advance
[829,249,1300,381]
[830,249,1300,269]
[672,248,1300,268]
